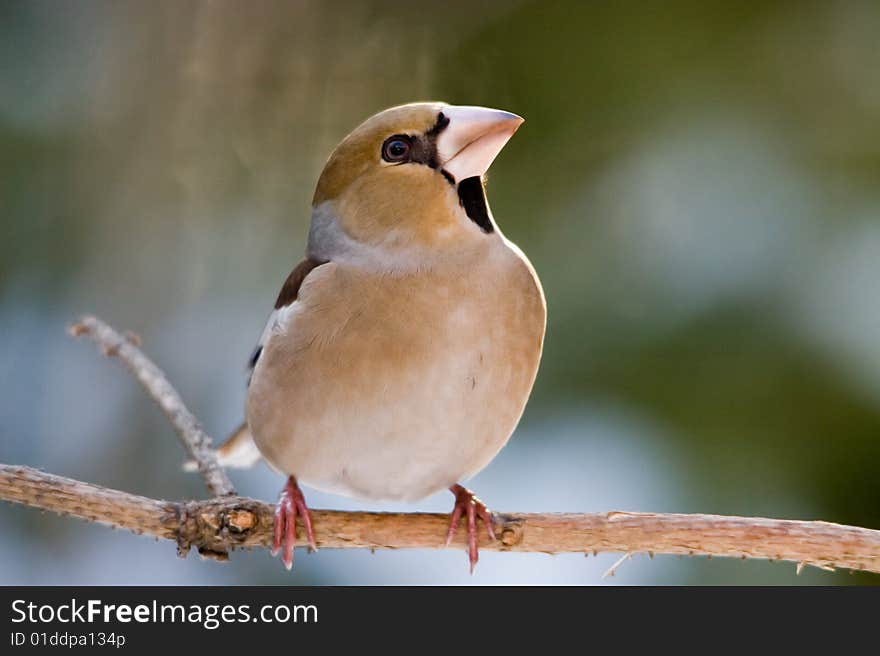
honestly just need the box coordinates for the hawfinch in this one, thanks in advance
[217,102,545,571]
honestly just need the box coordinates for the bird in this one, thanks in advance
[211,102,546,572]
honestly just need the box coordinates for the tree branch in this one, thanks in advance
[69,315,235,497]
[3,464,879,572]
[2,314,877,576]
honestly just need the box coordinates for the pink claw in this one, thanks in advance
[445,484,496,573]
[271,476,317,570]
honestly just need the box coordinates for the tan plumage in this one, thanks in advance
[239,102,545,569]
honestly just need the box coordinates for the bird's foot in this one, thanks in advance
[444,484,496,573]
[271,476,317,570]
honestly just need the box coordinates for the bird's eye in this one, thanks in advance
[382,136,412,163]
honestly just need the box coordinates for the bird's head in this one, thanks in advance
[309,102,523,266]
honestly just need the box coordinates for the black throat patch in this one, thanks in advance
[457,177,494,234]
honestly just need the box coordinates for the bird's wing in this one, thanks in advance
[247,257,328,380]
[183,257,329,473]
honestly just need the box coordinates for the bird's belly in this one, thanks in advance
[254,339,532,501]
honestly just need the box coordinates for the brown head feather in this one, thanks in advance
[313,102,446,205]
[311,102,476,255]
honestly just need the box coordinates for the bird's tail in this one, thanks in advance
[182,421,262,471]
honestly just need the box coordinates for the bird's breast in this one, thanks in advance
[247,242,545,501]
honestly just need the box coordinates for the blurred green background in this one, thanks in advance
[2,0,879,585]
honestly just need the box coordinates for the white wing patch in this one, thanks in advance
[249,303,299,375]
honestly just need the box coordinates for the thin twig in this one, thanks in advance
[602,552,633,578]
[69,315,235,497]
[2,465,879,573]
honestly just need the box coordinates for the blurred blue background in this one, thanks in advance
[2,0,879,585]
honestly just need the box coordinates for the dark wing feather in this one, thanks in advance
[247,257,328,378]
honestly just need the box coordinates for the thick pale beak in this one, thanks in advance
[436,105,524,182]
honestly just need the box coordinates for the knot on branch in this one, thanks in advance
[495,513,525,547]
[170,497,274,561]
